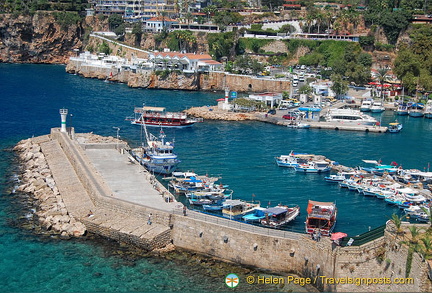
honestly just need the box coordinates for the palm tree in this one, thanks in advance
[376,67,389,101]
[420,235,432,260]
[305,13,315,34]
[315,12,324,34]
[391,213,405,236]
[399,225,424,277]
[421,205,432,232]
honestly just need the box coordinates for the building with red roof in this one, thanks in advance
[148,51,223,73]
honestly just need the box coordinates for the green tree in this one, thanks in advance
[98,41,112,55]
[376,67,389,100]
[279,24,295,34]
[400,226,423,277]
[331,74,348,98]
[208,32,235,60]
[420,235,432,260]
[132,23,143,46]
[299,84,312,95]
[171,30,197,53]
[358,52,373,67]
[391,213,405,236]
[108,14,123,32]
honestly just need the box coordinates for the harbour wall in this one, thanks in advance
[65,60,292,93]
[170,211,336,291]
[18,130,432,292]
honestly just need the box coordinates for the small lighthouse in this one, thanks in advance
[224,88,229,104]
[60,108,68,133]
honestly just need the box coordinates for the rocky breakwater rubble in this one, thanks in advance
[13,138,86,238]
[185,106,256,121]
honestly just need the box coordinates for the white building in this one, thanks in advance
[247,92,283,108]
[147,51,223,73]
[145,16,178,32]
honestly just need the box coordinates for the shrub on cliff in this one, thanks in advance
[53,11,82,31]
[98,41,112,55]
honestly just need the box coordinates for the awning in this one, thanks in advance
[331,232,347,241]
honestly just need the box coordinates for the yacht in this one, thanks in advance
[370,101,385,113]
[424,100,432,119]
[360,100,373,112]
[325,108,378,126]
[395,103,409,116]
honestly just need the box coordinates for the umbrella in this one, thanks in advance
[330,232,347,241]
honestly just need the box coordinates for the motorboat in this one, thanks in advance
[260,205,300,228]
[286,120,311,129]
[242,207,268,223]
[131,127,180,175]
[126,106,202,128]
[275,151,314,168]
[294,160,331,173]
[325,174,346,182]
[222,199,260,220]
[370,101,385,113]
[324,108,378,126]
[424,100,432,119]
[395,103,409,116]
[202,204,224,212]
[387,122,402,133]
[359,160,399,175]
[408,103,424,118]
[360,100,373,112]
[305,200,337,237]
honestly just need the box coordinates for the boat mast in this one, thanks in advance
[141,104,150,146]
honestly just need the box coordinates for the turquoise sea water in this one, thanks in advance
[1,64,432,291]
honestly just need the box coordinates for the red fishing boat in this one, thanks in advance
[126,106,202,128]
[305,200,337,237]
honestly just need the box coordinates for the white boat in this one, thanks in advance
[275,151,314,168]
[260,205,300,228]
[360,100,373,112]
[325,108,378,126]
[370,101,385,113]
[131,127,180,175]
[408,103,424,118]
[396,187,427,204]
[395,103,409,116]
[286,121,311,129]
[295,160,331,173]
[424,100,432,119]
[387,122,402,133]
[325,174,346,182]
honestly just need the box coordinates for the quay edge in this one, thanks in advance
[13,129,432,292]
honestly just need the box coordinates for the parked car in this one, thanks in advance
[282,114,297,120]
[267,109,276,115]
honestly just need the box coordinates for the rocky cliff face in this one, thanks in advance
[0,13,83,63]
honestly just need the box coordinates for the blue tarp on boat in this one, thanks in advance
[264,207,287,216]
[184,176,202,183]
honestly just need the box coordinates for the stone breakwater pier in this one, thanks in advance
[14,128,432,292]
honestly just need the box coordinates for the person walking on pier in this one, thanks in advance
[147,213,152,225]
[183,206,187,216]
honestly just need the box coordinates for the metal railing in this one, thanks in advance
[173,208,303,240]
[340,224,386,246]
